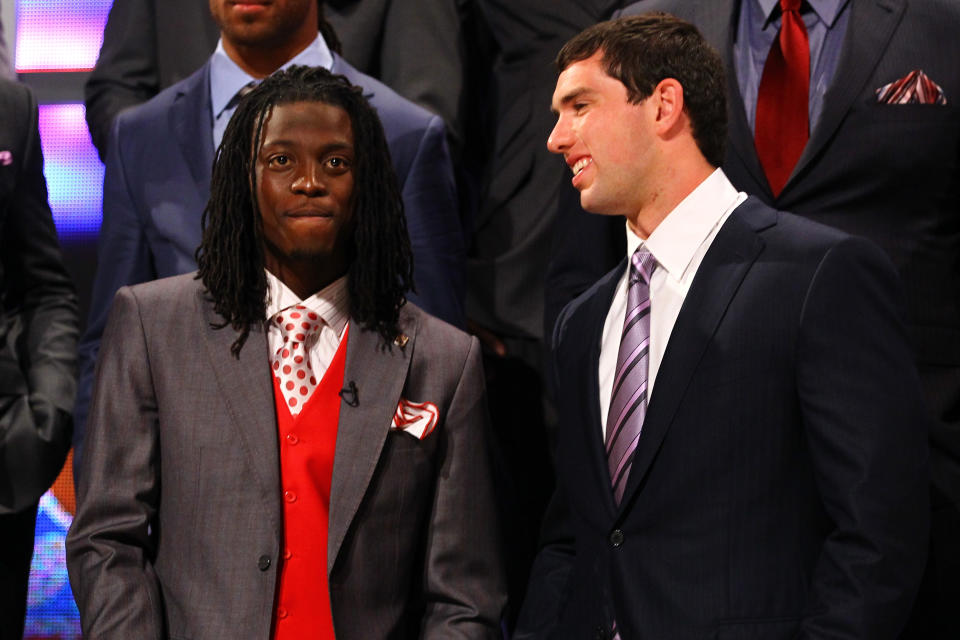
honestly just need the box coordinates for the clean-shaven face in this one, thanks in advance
[548,51,657,217]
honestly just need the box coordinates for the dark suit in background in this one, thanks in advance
[611,3,960,634]
[0,79,78,640]
[84,0,465,159]
[462,2,625,625]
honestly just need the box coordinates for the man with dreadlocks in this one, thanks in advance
[73,0,466,478]
[66,66,505,640]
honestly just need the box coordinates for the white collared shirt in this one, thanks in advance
[598,168,747,438]
[265,270,349,380]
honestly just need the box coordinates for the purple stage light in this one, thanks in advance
[15,0,112,72]
[37,103,104,238]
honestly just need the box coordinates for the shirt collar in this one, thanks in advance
[265,270,349,337]
[629,168,741,282]
[210,32,335,119]
[755,0,848,28]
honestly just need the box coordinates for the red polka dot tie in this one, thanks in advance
[271,305,323,415]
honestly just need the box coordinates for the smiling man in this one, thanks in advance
[516,14,929,639]
[66,67,504,640]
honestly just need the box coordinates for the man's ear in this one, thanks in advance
[652,78,685,136]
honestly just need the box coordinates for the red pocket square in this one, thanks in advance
[875,69,947,105]
[391,398,439,440]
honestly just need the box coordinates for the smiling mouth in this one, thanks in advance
[571,157,592,175]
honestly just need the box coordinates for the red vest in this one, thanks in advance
[271,325,349,640]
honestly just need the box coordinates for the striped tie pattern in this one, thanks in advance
[606,248,656,504]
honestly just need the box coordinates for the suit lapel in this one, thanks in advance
[574,262,627,517]
[198,291,282,531]
[785,0,905,196]
[170,63,215,206]
[327,313,417,573]
[617,200,772,512]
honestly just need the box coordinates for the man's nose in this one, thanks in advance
[547,116,571,155]
[292,163,326,195]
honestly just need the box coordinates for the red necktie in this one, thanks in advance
[271,305,323,415]
[754,0,810,196]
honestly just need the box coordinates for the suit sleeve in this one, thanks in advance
[796,237,929,638]
[420,337,506,638]
[84,0,160,160]
[74,113,155,476]
[66,286,164,639]
[402,114,466,329]
[0,82,78,514]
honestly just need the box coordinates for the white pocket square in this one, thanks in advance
[391,398,439,440]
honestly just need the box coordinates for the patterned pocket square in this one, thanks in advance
[391,398,439,440]
[875,69,947,105]
[0,150,12,166]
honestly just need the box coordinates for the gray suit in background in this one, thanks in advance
[0,0,12,80]
[67,274,505,639]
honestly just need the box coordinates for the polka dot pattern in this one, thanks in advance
[272,304,323,416]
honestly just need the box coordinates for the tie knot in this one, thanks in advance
[780,0,802,13]
[273,305,323,344]
[226,80,259,111]
[630,248,656,285]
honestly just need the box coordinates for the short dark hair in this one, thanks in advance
[196,65,413,355]
[557,13,727,167]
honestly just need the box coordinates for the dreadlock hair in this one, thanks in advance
[196,65,413,357]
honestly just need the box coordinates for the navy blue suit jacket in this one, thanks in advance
[518,199,929,639]
[75,53,464,461]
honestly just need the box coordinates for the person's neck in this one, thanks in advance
[266,258,346,301]
[222,33,316,79]
[626,158,716,240]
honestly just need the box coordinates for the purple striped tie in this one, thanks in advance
[606,248,656,505]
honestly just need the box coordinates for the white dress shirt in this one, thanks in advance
[265,271,349,380]
[598,169,747,439]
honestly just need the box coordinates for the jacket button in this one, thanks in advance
[595,625,607,640]
[257,555,272,571]
[609,529,624,547]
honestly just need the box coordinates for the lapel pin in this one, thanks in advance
[394,333,409,348]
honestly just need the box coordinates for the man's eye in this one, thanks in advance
[327,157,348,169]
[271,154,289,166]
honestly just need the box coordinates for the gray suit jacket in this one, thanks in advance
[66,274,505,639]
